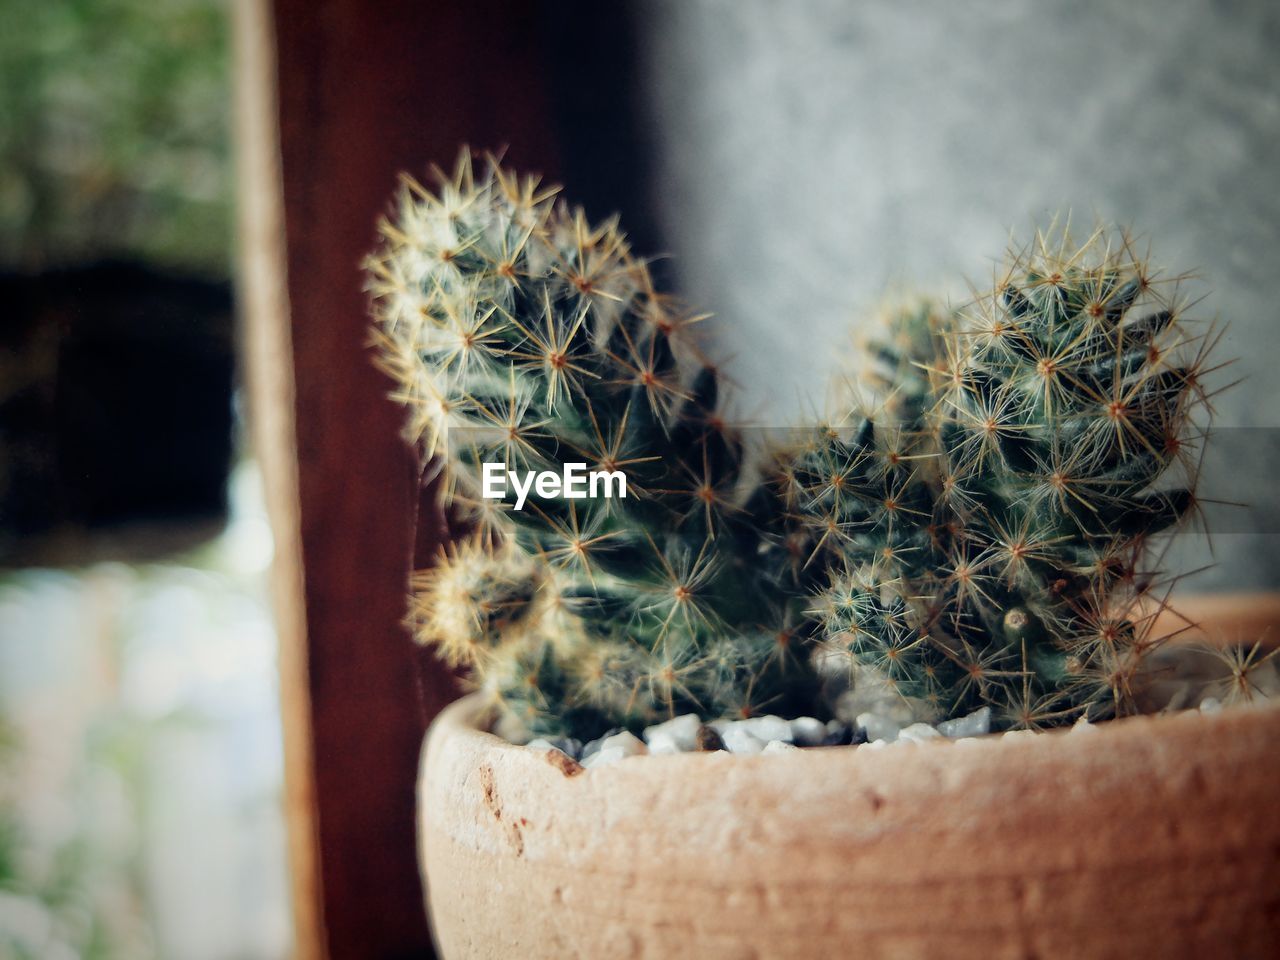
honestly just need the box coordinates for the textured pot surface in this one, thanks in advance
[418,599,1280,959]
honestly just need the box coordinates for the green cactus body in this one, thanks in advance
[936,234,1207,724]
[801,233,1211,728]
[368,153,817,740]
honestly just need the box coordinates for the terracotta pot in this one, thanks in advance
[418,594,1280,959]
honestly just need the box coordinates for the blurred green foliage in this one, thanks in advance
[0,0,231,274]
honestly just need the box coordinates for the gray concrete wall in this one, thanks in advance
[630,0,1280,589]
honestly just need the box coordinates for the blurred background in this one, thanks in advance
[1,0,1277,957]
[1,1,288,957]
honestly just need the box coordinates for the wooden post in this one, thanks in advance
[234,1,559,956]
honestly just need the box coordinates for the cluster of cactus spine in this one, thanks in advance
[796,230,1216,727]
[367,152,817,740]
[369,153,1214,740]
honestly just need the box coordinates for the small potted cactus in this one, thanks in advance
[366,154,1280,958]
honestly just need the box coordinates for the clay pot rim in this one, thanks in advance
[431,687,1280,779]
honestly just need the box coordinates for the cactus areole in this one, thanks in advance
[367,151,1218,743]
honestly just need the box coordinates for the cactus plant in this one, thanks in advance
[796,230,1216,727]
[369,153,1217,740]
[367,152,818,740]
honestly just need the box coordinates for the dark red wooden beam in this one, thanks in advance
[237,1,560,956]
